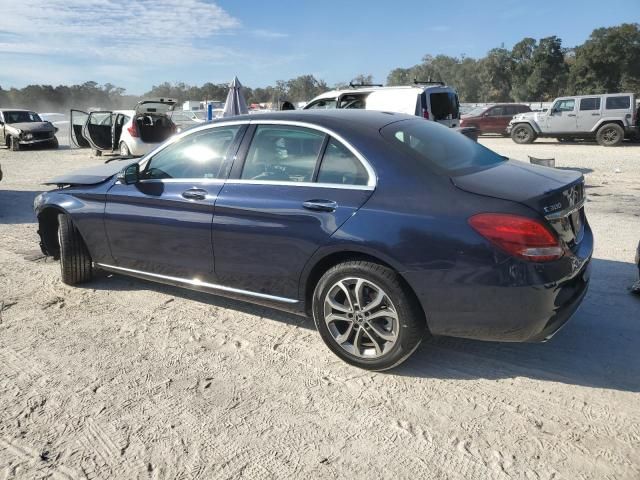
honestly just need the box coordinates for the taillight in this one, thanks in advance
[127,121,139,138]
[469,213,563,262]
[422,109,430,120]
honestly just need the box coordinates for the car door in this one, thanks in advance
[545,99,577,133]
[83,111,114,151]
[576,97,602,132]
[70,109,91,148]
[0,112,5,146]
[212,123,375,301]
[483,106,505,133]
[112,113,129,151]
[102,124,246,280]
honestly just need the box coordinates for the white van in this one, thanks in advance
[304,83,460,128]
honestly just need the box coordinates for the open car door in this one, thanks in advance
[69,109,90,148]
[112,113,128,151]
[83,111,113,152]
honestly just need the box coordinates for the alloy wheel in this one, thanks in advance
[602,128,619,144]
[323,277,399,358]
[515,127,530,142]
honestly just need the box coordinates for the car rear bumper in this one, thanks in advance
[402,224,593,342]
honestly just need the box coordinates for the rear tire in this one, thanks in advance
[58,214,93,285]
[9,136,20,151]
[596,123,624,147]
[119,142,130,156]
[511,124,536,144]
[312,261,427,371]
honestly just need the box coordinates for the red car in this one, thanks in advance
[460,104,531,135]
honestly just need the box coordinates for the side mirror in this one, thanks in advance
[117,163,140,185]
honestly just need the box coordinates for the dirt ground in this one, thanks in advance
[1,135,639,480]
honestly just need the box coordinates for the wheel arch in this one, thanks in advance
[593,119,625,133]
[37,205,67,257]
[513,120,541,134]
[300,248,429,331]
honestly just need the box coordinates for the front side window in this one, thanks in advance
[241,125,325,182]
[382,119,505,175]
[553,99,575,113]
[580,98,601,111]
[488,106,505,116]
[605,96,631,110]
[143,126,240,180]
[305,98,337,110]
[317,138,369,186]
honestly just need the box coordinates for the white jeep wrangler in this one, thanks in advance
[507,93,638,146]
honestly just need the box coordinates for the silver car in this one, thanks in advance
[507,93,638,146]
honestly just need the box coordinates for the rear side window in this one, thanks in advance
[241,125,325,182]
[580,98,601,111]
[488,106,505,116]
[605,96,630,110]
[317,138,368,186]
[144,126,240,180]
[429,92,459,120]
[381,120,505,175]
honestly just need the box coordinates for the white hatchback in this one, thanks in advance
[70,98,178,156]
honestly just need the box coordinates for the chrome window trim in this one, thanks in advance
[96,263,299,304]
[138,178,226,185]
[135,118,378,189]
[225,179,374,191]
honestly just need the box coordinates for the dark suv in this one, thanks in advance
[460,104,531,135]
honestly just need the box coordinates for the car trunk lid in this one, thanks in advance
[452,160,586,247]
[135,98,177,115]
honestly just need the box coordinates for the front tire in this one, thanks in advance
[49,137,59,149]
[312,261,426,371]
[596,123,624,147]
[58,214,93,285]
[511,124,536,144]
[9,136,20,151]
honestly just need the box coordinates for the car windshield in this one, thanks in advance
[465,106,487,117]
[4,111,42,123]
[381,119,506,175]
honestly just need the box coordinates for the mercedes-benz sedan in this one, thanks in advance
[34,110,592,370]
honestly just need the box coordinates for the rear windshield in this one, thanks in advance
[429,92,459,120]
[381,119,505,175]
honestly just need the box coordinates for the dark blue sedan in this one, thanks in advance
[34,110,592,370]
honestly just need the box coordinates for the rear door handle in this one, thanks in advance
[591,113,601,116]
[303,199,337,212]
[567,114,576,117]
[182,188,208,200]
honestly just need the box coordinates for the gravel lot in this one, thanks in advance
[1,135,639,479]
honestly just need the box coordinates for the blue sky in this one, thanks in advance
[0,0,638,94]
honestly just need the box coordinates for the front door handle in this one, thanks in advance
[567,114,576,117]
[591,113,601,116]
[182,188,208,200]
[303,199,337,212]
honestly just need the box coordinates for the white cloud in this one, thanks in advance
[251,29,289,39]
[0,0,260,89]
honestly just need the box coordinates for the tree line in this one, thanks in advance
[0,23,637,112]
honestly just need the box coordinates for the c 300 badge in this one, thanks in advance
[543,202,563,213]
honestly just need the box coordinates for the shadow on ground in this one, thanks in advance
[78,256,640,393]
[0,190,42,224]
